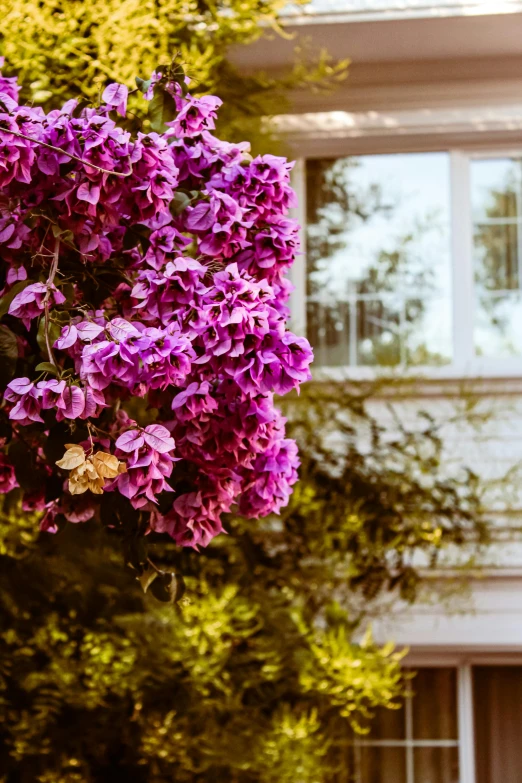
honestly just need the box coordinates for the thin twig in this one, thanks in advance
[43,237,61,367]
[0,126,132,178]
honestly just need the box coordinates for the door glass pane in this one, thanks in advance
[412,668,458,740]
[366,703,406,740]
[414,747,459,783]
[306,153,452,368]
[474,666,522,783]
[348,746,406,783]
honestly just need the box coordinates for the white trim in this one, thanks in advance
[458,665,477,783]
[405,693,415,783]
[280,1,522,25]
[274,105,522,145]
[352,739,460,747]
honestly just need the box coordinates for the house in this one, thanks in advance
[234,3,522,782]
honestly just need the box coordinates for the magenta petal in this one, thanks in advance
[5,377,33,398]
[108,318,140,342]
[76,321,105,341]
[61,386,86,419]
[54,324,78,350]
[77,181,101,205]
[143,424,175,454]
[102,83,128,115]
[115,429,145,452]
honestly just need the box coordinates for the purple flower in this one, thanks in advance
[102,83,129,117]
[5,378,43,425]
[0,66,312,543]
[0,454,18,494]
[9,283,66,328]
[172,95,222,137]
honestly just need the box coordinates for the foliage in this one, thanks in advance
[0,0,347,149]
[0,381,487,782]
[0,18,488,783]
[0,61,314,571]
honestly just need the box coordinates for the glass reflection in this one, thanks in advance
[414,748,459,783]
[471,157,522,293]
[471,157,522,359]
[348,746,406,783]
[471,157,520,223]
[412,668,458,741]
[306,153,452,368]
[475,292,522,358]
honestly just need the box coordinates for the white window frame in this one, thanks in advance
[290,148,522,381]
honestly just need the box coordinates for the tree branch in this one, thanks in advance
[0,127,132,178]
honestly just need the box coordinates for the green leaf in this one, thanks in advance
[148,86,177,133]
[135,77,152,94]
[51,224,76,247]
[58,283,75,306]
[35,362,59,376]
[71,98,90,118]
[36,315,62,360]
[138,566,159,594]
[0,324,18,388]
[169,191,191,217]
[0,280,32,319]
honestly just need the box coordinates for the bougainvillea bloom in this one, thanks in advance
[0,60,313,551]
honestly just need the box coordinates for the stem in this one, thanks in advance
[0,127,132,178]
[43,237,61,367]
[86,422,95,454]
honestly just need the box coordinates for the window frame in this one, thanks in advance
[351,659,522,783]
[291,148,522,380]
[347,664,469,783]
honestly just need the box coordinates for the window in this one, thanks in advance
[335,664,522,783]
[472,157,522,358]
[473,666,522,783]
[299,151,522,375]
[306,153,452,369]
[346,668,459,783]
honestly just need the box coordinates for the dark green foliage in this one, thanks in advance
[0,385,487,782]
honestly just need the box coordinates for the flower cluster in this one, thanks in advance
[0,61,313,549]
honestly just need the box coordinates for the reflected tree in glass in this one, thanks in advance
[306,155,452,368]
[472,157,522,358]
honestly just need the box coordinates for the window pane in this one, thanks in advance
[474,222,519,291]
[475,292,522,358]
[348,746,406,783]
[307,300,350,366]
[404,297,452,367]
[471,157,520,223]
[356,298,401,367]
[366,703,406,740]
[474,666,522,783]
[412,668,458,740]
[414,747,459,783]
[306,153,452,368]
